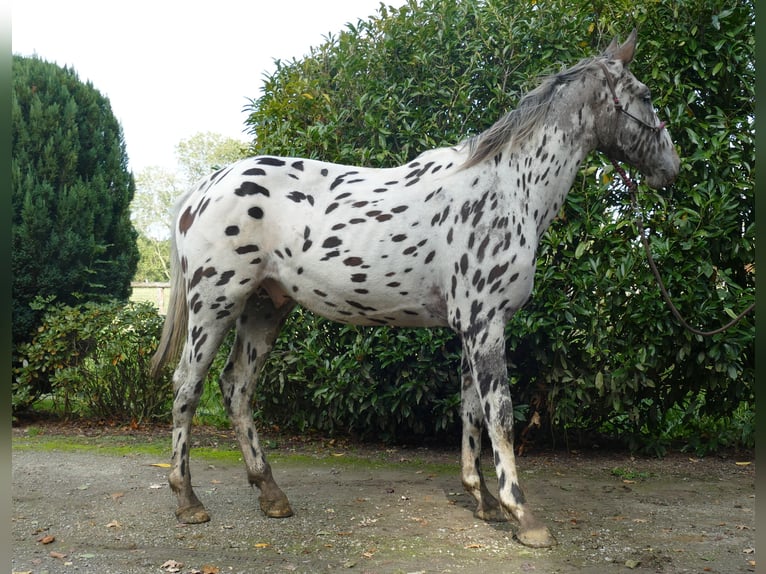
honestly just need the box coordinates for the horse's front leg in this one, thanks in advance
[460,352,506,522]
[461,324,556,548]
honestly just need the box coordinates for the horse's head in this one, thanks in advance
[593,29,680,189]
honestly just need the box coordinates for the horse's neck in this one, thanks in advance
[502,94,599,240]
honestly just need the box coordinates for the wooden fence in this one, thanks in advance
[130,282,171,315]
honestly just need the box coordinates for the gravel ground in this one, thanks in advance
[12,425,756,574]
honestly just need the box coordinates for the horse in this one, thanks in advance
[150,29,679,548]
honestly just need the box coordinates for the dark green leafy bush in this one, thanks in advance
[240,0,753,452]
[13,301,172,422]
[198,310,463,442]
[12,56,139,345]
[256,310,463,441]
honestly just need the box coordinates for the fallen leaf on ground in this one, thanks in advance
[105,520,121,528]
[254,542,270,549]
[37,534,55,544]
[150,463,172,468]
[49,551,67,559]
[110,492,125,500]
[735,461,752,466]
[201,565,220,574]
[160,559,183,572]
[465,543,485,549]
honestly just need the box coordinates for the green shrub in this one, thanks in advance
[256,310,464,442]
[191,309,464,442]
[241,0,753,452]
[13,300,172,422]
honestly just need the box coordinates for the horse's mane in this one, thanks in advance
[462,56,600,168]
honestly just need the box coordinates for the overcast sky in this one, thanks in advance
[12,1,405,174]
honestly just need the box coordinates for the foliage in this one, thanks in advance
[256,311,463,441]
[501,0,755,453]
[134,234,171,282]
[12,55,139,345]
[132,166,182,241]
[175,131,249,183]
[237,0,754,451]
[190,312,462,441]
[131,165,179,281]
[13,301,172,422]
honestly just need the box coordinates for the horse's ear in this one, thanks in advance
[602,28,637,65]
[613,28,637,64]
[603,36,619,58]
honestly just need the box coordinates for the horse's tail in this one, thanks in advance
[149,227,187,381]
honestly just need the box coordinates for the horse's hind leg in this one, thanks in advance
[170,317,233,523]
[218,293,295,518]
[459,352,506,522]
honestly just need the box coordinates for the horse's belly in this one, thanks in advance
[280,270,449,328]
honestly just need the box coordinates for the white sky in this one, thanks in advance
[12,1,405,174]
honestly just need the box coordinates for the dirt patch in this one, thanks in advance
[12,422,755,573]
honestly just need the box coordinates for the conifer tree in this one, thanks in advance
[12,55,139,344]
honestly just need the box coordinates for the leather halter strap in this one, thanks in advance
[598,61,666,133]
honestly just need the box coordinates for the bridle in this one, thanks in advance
[597,61,755,336]
[598,60,666,134]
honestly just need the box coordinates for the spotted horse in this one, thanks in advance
[150,29,679,548]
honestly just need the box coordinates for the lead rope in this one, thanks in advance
[610,158,755,337]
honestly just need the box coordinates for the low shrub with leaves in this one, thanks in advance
[13,300,172,422]
[256,310,463,441]
[196,309,464,442]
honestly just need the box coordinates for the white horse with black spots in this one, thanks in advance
[151,29,679,547]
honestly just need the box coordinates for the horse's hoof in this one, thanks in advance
[260,495,294,518]
[474,506,508,522]
[516,525,557,548]
[175,505,211,524]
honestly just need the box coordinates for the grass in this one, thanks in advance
[610,466,652,481]
[11,430,459,475]
[12,433,172,458]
